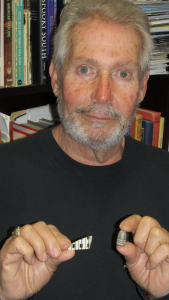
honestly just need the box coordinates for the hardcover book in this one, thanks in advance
[16,0,24,86]
[0,0,4,87]
[4,0,12,87]
[142,119,154,146]
[31,0,47,84]
[137,108,161,147]
[158,116,165,148]
[24,0,32,85]
[12,0,16,86]
[130,113,142,142]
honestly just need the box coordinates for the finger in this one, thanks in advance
[20,223,50,262]
[145,227,169,258]
[32,222,71,258]
[48,249,75,270]
[120,215,161,253]
[134,216,161,253]
[47,224,71,250]
[116,241,141,269]
[120,214,142,233]
[1,237,35,266]
[147,243,169,270]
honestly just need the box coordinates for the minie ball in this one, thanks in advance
[116,230,127,246]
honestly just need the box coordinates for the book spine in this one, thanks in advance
[12,0,15,85]
[158,117,165,149]
[27,10,31,84]
[4,0,12,87]
[135,114,142,141]
[41,0,47,84]
[152,119,160,147]
[142,119,154,146]
[137,108,161,147]
[53,0,57,34]
[15,0,17,86]
[46,0,54,61]
[16,0,24,86]
[24,0,32,84]
[0,0,4,86]
[9,120,13,141]
[24,10,28,85]
[31,0,47,84]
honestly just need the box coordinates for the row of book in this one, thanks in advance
[1,0,169,88]
[0,105,165,149]
[0,0,57,87]
[126,107,164,148]
[135,1,169,75]
[0,103,60,143]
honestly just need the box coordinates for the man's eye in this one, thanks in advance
[119,71,130,79]
[79,66,90,74]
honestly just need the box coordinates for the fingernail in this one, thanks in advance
[121,222,130,227]
[53,247,61,257]
[60,239,71,249]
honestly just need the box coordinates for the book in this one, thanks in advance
[137,108,161,147]
[142,118,154,146]
[4,0,12,87]
[24,10,28,85]
[16,0,24,86]
[13,122,38,140]
[12,0,16,86]
[11,104,57,124]
[53,0,57,33]
[158,116,165,148]
[0,0,4,87]
[130,114,142,142]
[0,110,27,143]
[46,0,54,63]
[31,0,47,84]
[24,0,32,85]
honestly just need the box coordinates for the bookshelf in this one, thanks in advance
[0,84,56,115]
[0,75,169,151]
[140,75,169,151]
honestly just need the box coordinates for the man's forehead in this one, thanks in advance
[63,18,141,72]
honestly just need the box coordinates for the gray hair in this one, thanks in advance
[53,0,154,81]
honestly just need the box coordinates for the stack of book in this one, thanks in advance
[126,107,165,149]
[0,102,60,143]
[0,0,57,87]
[134,1,169,75]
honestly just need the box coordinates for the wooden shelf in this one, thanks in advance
[0,84,52,97]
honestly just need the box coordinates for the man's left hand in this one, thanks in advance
[116,215,169,299]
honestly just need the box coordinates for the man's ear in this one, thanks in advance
[49,59,59,97]
[138,70,150,104]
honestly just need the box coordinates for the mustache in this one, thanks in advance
[74,103,122,121]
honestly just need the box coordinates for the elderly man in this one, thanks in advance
[0,0,169,299]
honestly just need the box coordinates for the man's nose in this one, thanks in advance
[91,74,112,103]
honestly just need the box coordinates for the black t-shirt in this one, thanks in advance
[0,128,169,299]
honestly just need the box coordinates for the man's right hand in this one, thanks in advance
[0,222,75,300]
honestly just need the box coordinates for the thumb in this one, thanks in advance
[116,241,141,269]
[47,249,75,270]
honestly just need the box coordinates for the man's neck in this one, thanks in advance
[52,124,125,166]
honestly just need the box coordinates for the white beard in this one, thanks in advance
[57,87,139,152]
